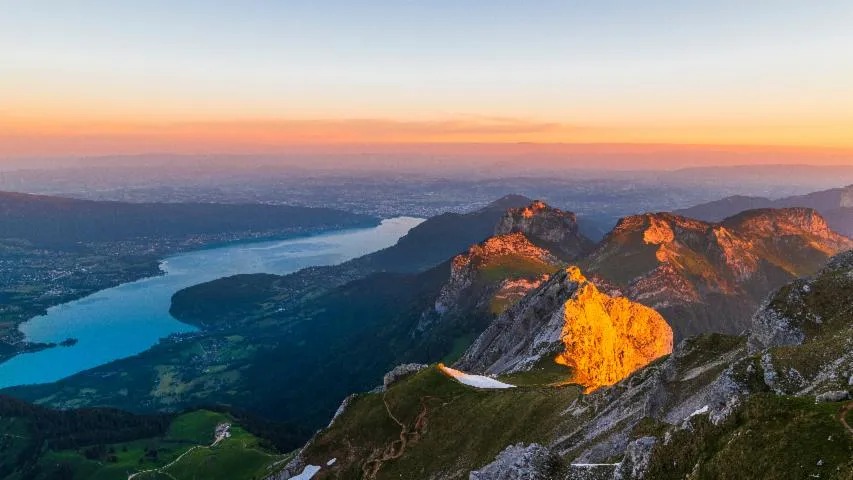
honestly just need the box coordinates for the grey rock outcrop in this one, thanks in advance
[749,250,853,354]
[815,390,851,403]
[495,200,593,260]
[383,363,428,389]
[470,443,559,480]
[747,302,807,353]
[455,268,581,374]
[613,437,656,480]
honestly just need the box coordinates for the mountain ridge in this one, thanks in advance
[675,184,853,237]
[582,207,853,340]
[2,191,852,479]
[278,250,853,480]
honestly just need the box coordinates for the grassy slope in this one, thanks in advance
[498,354,574,387]
[646,395,853,480]
[6,410,288,480]
[302,366,581,480]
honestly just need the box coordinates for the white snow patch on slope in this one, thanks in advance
[689,405,709,418]
[439,364,515,389]
[287,465,321,480]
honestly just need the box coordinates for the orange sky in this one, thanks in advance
[3,2,853,164]
[3,116,853,159]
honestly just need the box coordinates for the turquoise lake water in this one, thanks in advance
[0,217,422,388]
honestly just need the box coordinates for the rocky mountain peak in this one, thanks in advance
[451,232,559,271]
[495,200,592,260]
[723,207,833,237]
[457,266,673,393]
[432,232,561,317]
[607,212,709,244]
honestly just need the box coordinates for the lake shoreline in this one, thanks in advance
[0,220,380,366]
[0,217,421,388]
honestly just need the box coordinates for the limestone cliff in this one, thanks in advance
[432,232,561,317]
[425,201,593,334]
[495,200,594,260]
[556,268,673,392]
[456,266,673,393]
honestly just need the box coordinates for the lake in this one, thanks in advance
[0,217,423,388]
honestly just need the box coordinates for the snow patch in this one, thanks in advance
[287,465,321,480]
[439,364,515,389]
[689,405,709,418]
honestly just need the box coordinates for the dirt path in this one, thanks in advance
[128,445,202,480]
[362,396,438,480]
[128,425,230,480]
[840,402,853,436]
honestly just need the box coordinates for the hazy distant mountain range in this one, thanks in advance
[0,191,377,248]
[676,184,853,237]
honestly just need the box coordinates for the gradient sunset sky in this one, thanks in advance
[2,1,853,159]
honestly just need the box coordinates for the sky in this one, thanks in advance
[1,1,853,163]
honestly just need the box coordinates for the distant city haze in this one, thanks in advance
[2,1,853,166]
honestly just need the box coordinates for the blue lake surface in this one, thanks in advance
[0,217,422,388]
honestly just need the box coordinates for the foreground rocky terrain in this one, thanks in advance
[277,250,853,480]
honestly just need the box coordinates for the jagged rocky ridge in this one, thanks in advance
[430,232,561,319]
[466,250,853,480]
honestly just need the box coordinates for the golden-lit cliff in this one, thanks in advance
[431,232,561,317]
[456,266,673,393]
[556,267,673,392]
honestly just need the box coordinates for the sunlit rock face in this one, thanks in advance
[433,232,561,315]
[556,267,673,392]
[456,267,673,393]
[495,200,594,260]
